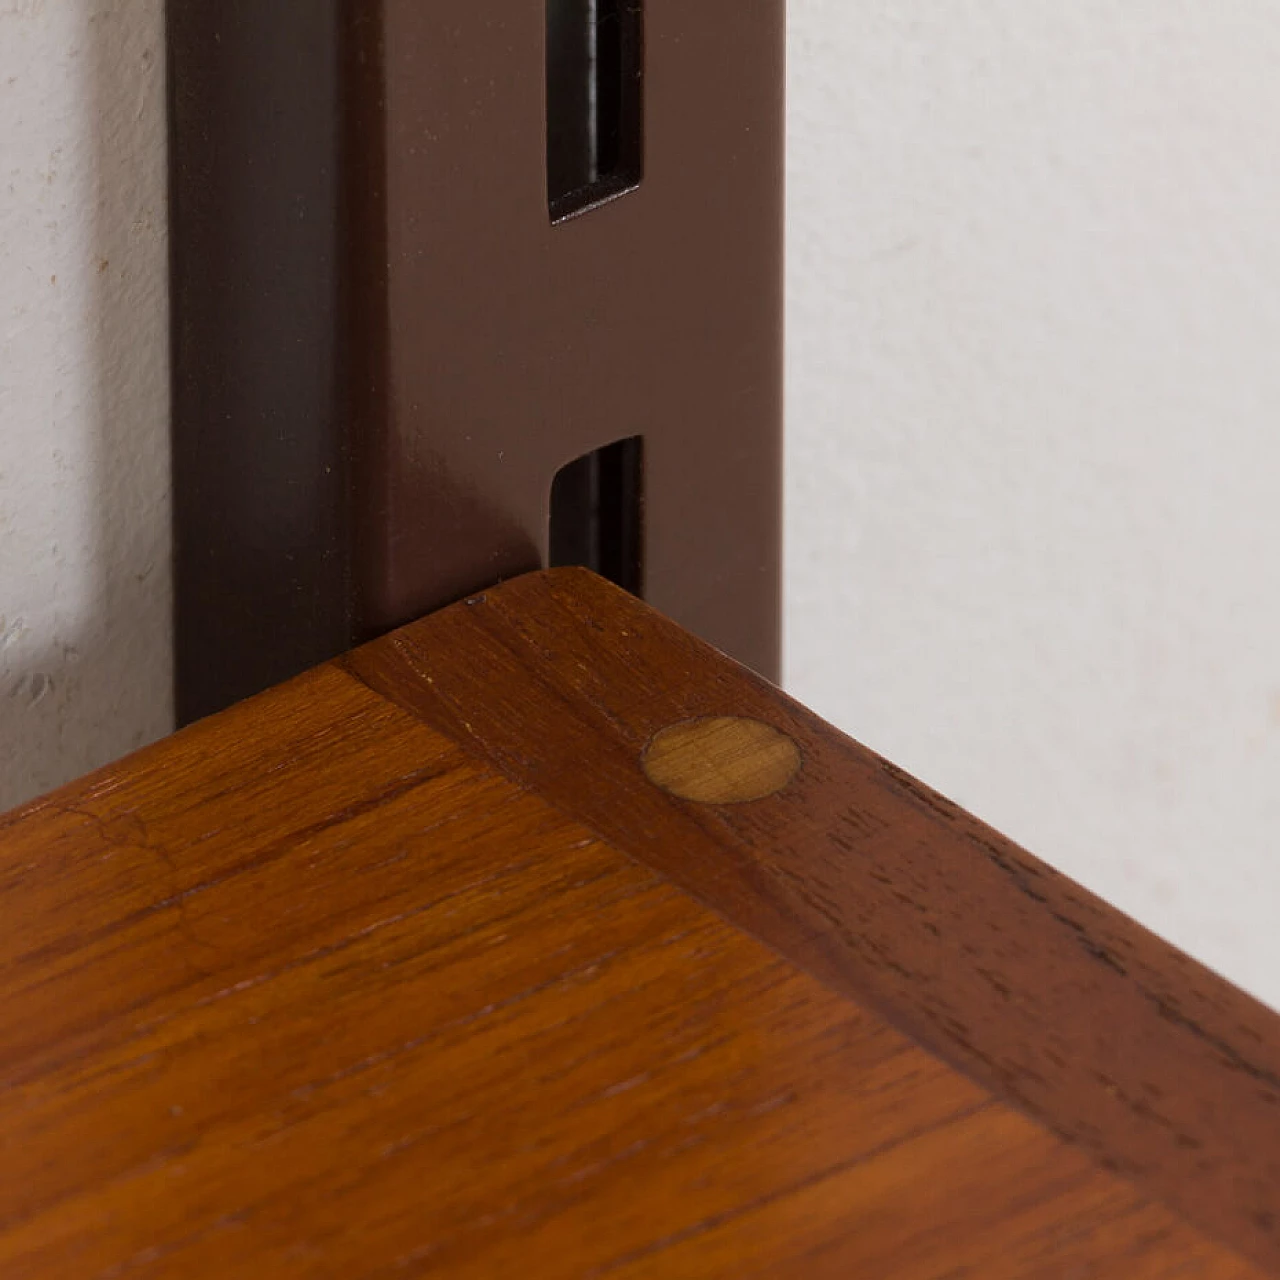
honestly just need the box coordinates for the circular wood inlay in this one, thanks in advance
[642,717,802,805]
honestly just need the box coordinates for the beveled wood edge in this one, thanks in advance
[341,567,1280,1275]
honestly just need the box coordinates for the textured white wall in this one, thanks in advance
[786,0,1280,1008]
[0,0,170,811]
[1,3,1277,1009]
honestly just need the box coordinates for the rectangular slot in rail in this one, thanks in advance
[549,437,644,594]
[546,0,643,220]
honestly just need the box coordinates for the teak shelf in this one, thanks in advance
[2,570,1277,1277]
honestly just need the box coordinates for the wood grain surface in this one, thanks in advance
[347,568,1280,1273]
[0,568,1276,1276]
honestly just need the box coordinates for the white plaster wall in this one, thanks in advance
[2,2,1278,1012]
[0,0,170,811]
[786,0,1280,1009]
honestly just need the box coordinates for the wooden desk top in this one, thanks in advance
[2,568,1278,1277]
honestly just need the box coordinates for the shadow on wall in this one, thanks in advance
[0,2,171,812]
